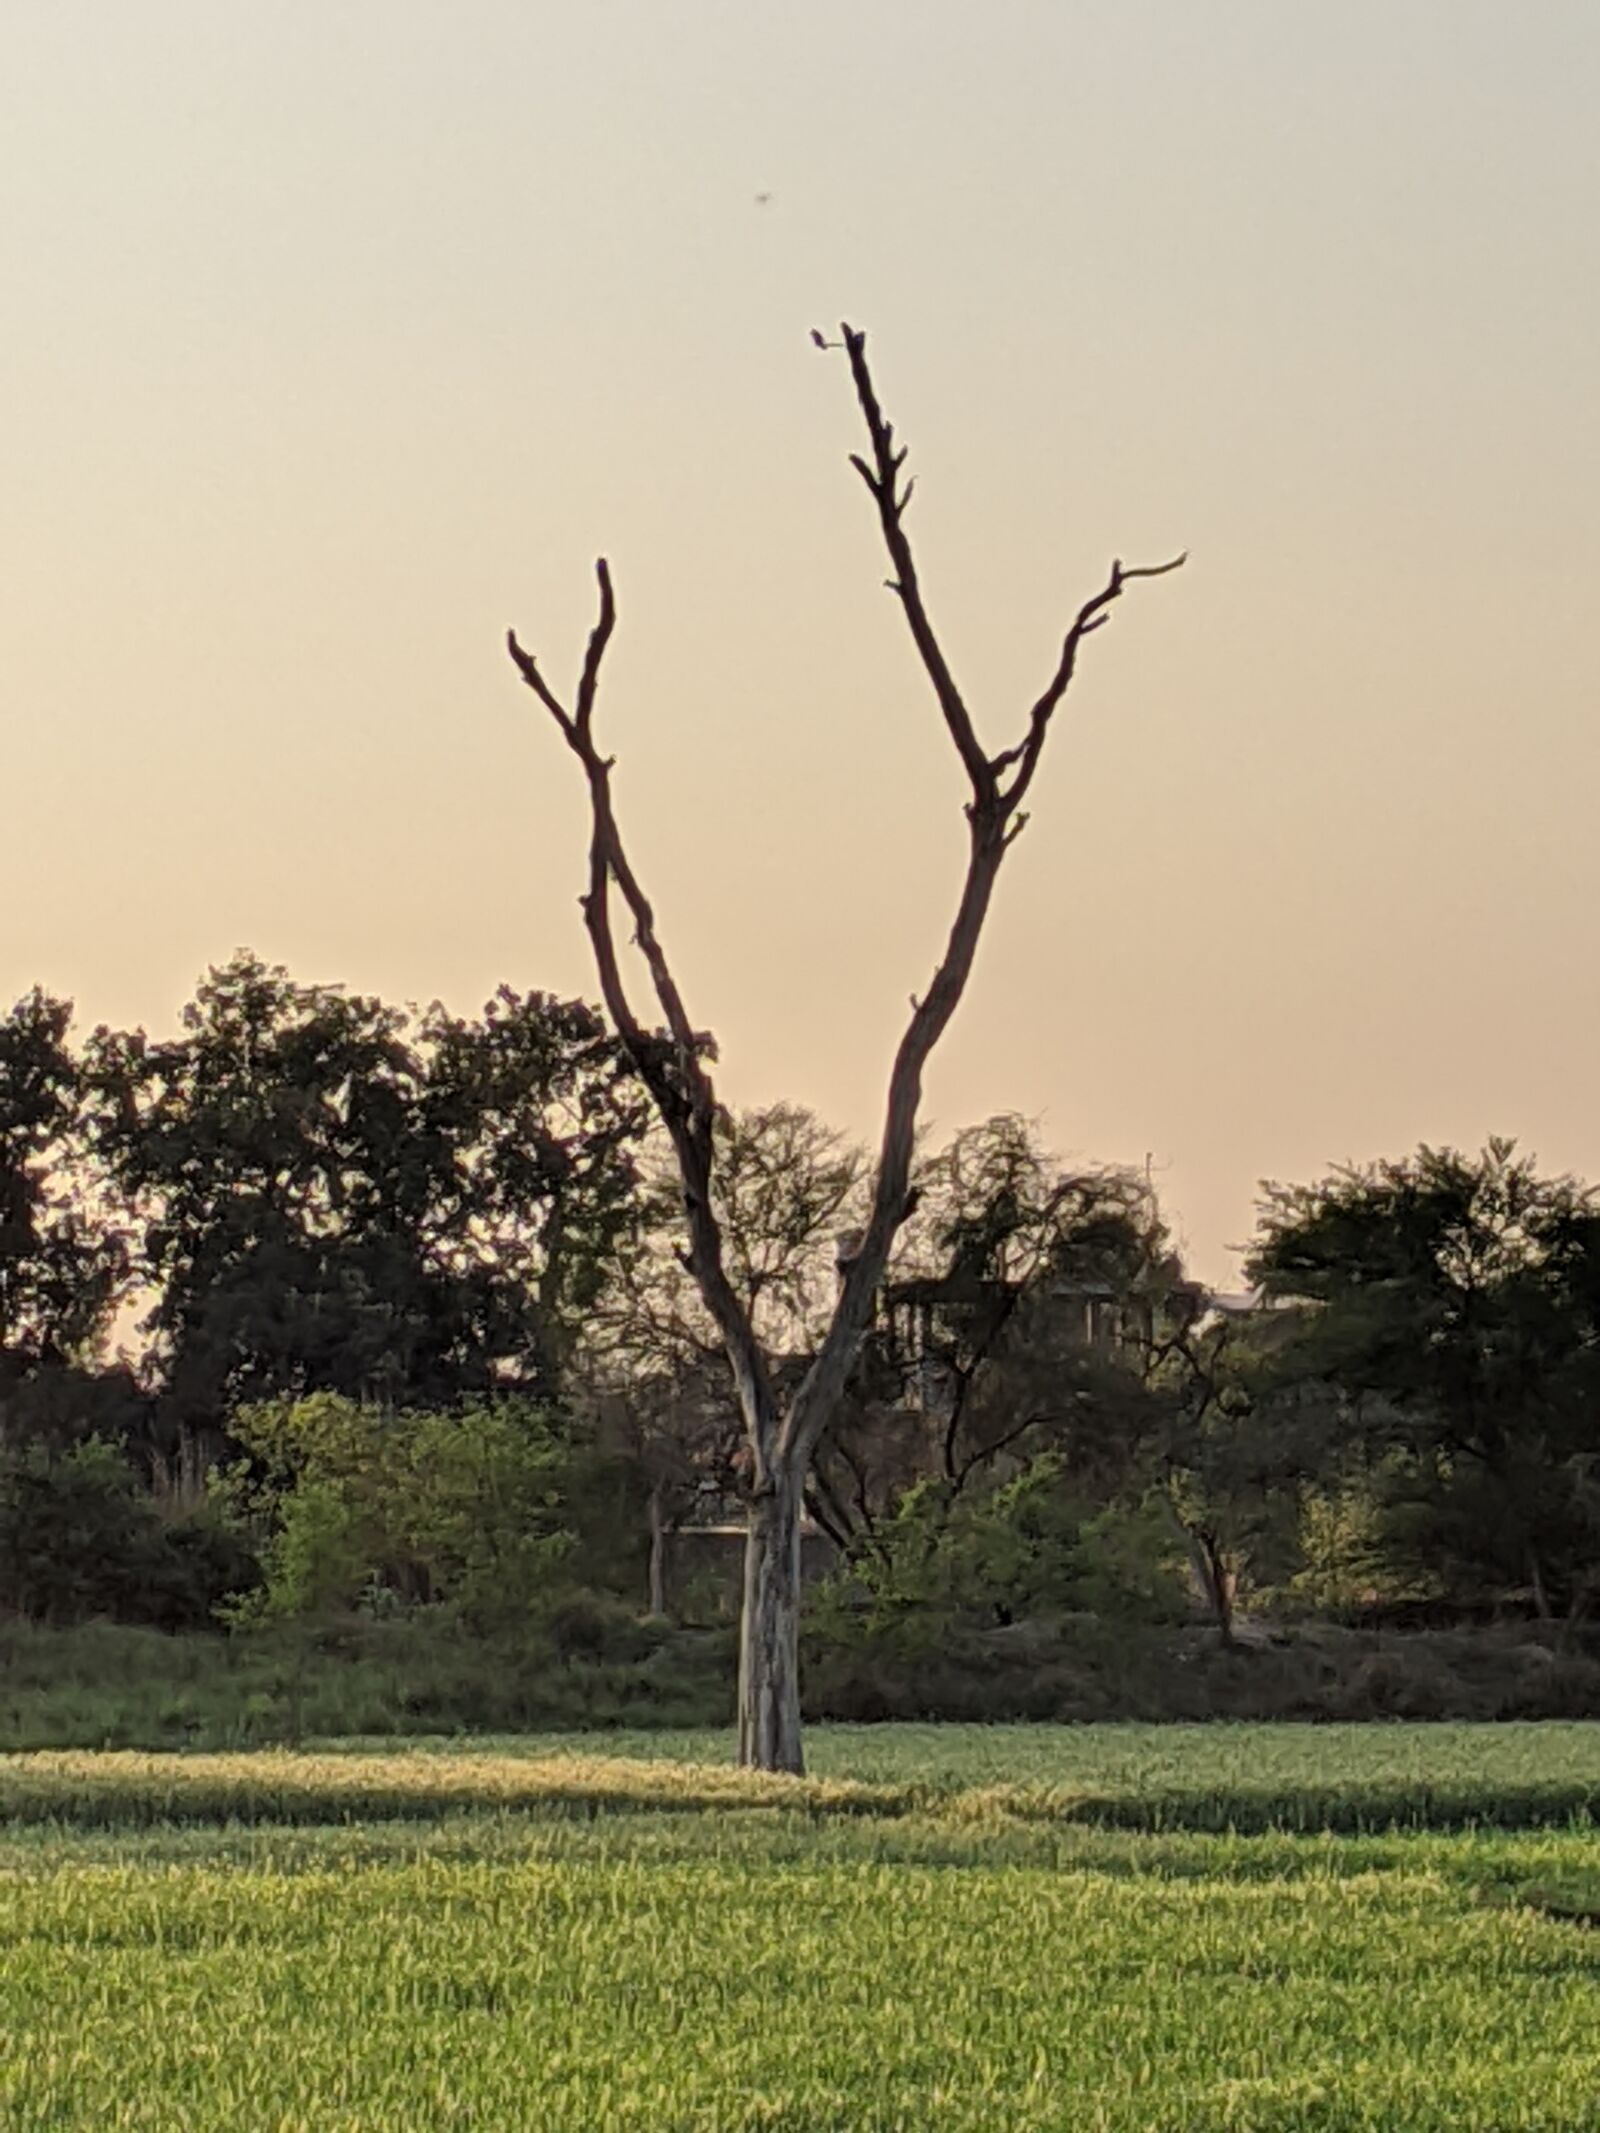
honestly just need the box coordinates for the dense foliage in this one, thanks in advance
[84,954,649,1454]
[1251,1139,1600,1619]
[3,955,1599,1703]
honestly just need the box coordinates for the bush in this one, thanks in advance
[229,1394,587,1633]
[830,1456,1189,1636]
[545,1591,670,1664]
[0,1438,259,1629]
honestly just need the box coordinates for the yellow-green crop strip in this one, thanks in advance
[2,1724,1598,2130]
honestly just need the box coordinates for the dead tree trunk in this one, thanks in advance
[507,323,1181,1771]
[739,1466,806,1769]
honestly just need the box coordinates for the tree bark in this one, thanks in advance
[1161,1489,1237,1648]
[737,1468,806,1774]
[647,1480,668,1619]
[1197,1529,1237,1649]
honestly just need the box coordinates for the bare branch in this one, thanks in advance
[952,1409,1048,1498]
[504,633,576,744]
[1118,555,1190,583]
[840,323,995,803]
[508,563,781,1452]
[803,1469,854,1554]
[575,558,617,741]
[782,807,1009,1466]
[998,551,1187,815]
[777,377,1183,1468]
[839,323,1184,835]
[508,563,706,1106]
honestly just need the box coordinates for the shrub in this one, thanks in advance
[229,1394,583,1632]
[0,1438,158,1624]
[0,1437,259,1629]
[834,1455,1188,1634]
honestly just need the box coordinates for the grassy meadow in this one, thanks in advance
[3,1724,1600,2129]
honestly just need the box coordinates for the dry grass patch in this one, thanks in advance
[0,1749,913,1831]
[5,1724,1598,1837]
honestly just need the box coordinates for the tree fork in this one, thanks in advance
[508,324,1181,1771]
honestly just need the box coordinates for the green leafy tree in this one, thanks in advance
[87,954,650,1454]
[0,991,123,1377]
[414,986,653,1395]
[228,1392,578,1632]
[1249,1139,1600,1618]
[1144,1309,1331,1644]
[0,990,128,1441]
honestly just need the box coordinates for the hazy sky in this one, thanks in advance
[5,2,1597,1281]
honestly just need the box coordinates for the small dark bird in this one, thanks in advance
[755,191,772,206]
[810,328,829,349]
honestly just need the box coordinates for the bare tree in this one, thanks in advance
[507,324,1182,1771]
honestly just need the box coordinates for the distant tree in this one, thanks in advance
[0,990,126,1436]
[805,1117,1181,1557]
[848,1112,1337,1645]
[87,953,650,1456]
[1249,1139,1600,1620]
[1142,1306,1327,1645]
[0,1434,253,1628]
[896,1118,1182,1490]
[587,1103,868,1615]
[595,1103,868,1376]
[594,1359,741,1619]
[413,985,654,1396]
[509,324,1182,1769]
[837,1452,1189,1639]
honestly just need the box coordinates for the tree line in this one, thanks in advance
[4,952,1598,1662]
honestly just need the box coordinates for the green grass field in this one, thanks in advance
[3,1724,1599,2129]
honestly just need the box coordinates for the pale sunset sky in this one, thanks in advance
[4,2,1597,1283]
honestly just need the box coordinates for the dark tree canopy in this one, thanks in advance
[86,953,651,1447]
[0,989,125,1396]
[807,1118,1192,1551]
[1249,1140,1600,1613]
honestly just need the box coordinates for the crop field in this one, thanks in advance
[2,1724,1599,2130]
